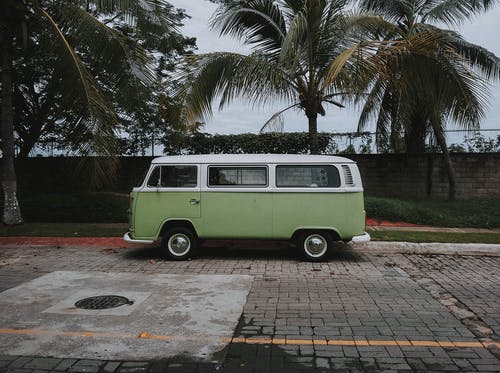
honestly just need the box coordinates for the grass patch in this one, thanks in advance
[17,192,128,223]
[365,197,500,229]
[369,230,500,244]
[0,223,126,237]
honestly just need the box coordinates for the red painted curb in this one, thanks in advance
[0,236,148,248]
[366,218,421,227]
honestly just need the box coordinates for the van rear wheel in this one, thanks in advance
[162,227,198,260]
[298,231,333,261]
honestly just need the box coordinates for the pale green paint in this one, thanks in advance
[198,192,273,238]
[130,191,200,240]
[272,192,365,240]
[129,190,365,241]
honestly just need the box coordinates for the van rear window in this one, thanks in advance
[147,166,197,187]
[276,165,340,187]
[208,167,267,187]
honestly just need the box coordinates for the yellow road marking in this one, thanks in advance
[286,339,314,345]
[0,328,129,339]
[411,340,440,347]
[137,332,175,340]
[245,337,271,344]
[328,340,356,346]
[0,328,498,349]
[312,339,328,345]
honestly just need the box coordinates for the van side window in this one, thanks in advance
[276,165,341,187]
[208,167,267,187]
[147,166,197,187]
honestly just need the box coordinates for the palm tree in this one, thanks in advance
[356,0,500,200]
[181,0,402,154]
[0,0,172,224]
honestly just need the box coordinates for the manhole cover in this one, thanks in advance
[75,295,133,310]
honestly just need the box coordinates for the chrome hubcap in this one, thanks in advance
[168,234,191,256]
[304,234,327,257]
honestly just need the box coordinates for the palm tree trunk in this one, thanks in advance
[433,124,456,201]
[306,111,319,154]
[406,122,426,154]
[1,31,23,225]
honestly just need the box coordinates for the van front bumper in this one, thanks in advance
[123,232,155,244]
[350,232,371,243]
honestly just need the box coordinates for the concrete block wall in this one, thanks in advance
[349,153,500,199]
[7,153,500,199]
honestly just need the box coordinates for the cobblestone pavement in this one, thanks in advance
[0,243,499,372]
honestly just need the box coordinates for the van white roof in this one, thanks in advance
[151,154,355,164]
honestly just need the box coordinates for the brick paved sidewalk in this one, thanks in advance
[0,244,499,372]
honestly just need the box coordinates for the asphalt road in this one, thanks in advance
[0,242,499,372]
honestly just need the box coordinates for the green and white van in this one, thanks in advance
[124,154,370,261]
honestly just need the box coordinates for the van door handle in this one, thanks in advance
[189,198,200,205]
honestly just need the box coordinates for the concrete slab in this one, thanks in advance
[0,271,253,361]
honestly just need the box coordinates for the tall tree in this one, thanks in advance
[356,0,500,200]
[0,0,181,224]
[1,0,27,224]
[12,1,196,158]
[180,0,401,154]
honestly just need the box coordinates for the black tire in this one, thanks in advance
[162,227,198,260]
[297,231,334,261]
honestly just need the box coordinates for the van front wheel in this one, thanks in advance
[162,227,198,260]
[298,231,333,261]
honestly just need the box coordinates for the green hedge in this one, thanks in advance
[161,132,372,155]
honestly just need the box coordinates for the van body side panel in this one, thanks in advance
[272,192,366,240]
[198,192,273,238]
[132,191,201,240]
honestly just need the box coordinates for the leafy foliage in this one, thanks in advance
[449,134,500,153]
[160,131,375,155]
[12,0,196,161]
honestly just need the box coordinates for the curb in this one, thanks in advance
[352,241,500,256]
[0,237,142,249]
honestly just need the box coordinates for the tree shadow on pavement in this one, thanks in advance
[123,240,363,263]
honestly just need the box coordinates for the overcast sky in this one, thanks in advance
[170,0,500,137]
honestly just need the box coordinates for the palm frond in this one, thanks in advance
[210,0,287,57]
[36,4,119,186]
[357,0,416,23]
[357,78,386,131]
[74,0,177,26]
[445,32,500,79]
[259,102,300,133]
[57,2,156,86]
[279,7,308,69]
[422,0,498,25]
[178,52,296,124]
